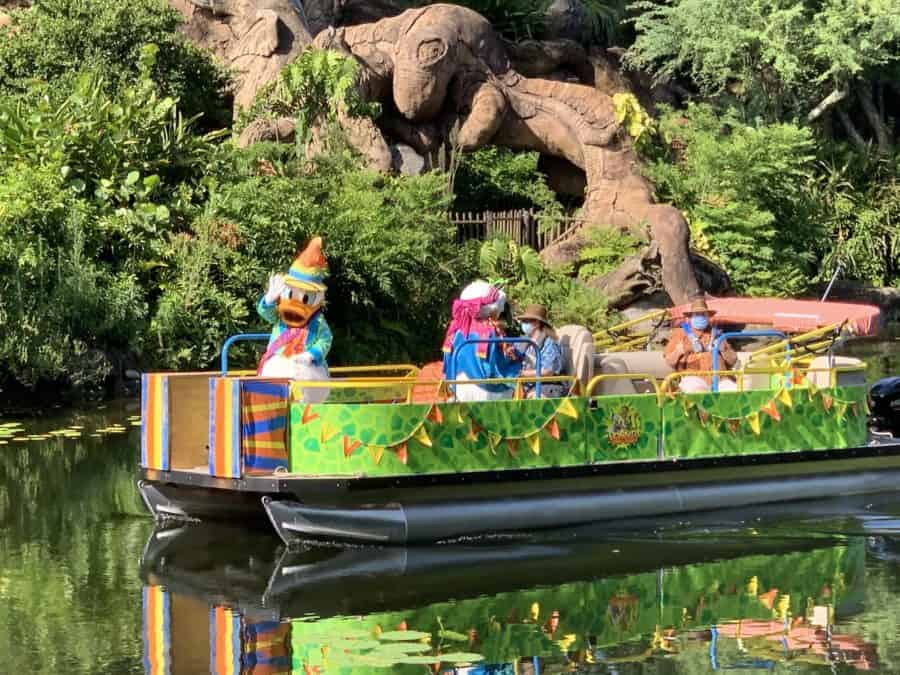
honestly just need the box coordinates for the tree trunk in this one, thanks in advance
[837,109,867,152]
[857,81,892,153]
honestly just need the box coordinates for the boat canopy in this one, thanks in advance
[671,297,882,336]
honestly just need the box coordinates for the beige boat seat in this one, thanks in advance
[593,350,762,395]
[556,325,595,393]
[805,355,866,388]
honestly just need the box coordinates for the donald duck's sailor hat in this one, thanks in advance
[285,236,328,291]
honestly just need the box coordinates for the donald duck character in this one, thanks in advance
[257,236,332,403]
[442,280,521,402]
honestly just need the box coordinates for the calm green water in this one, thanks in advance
[0,335,899,674]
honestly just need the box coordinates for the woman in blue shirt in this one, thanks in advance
[515,304,568,398]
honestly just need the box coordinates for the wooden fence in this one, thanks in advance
[450,210,581,251]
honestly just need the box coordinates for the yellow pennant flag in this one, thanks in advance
[778,387,793,409]
[456,407,466,424]
[488,432,502,450]
[369,446,385,465]
[526,432,541,456]
[467,419,481,441]
[556,397,579,419]
[320,420,340,443]
[412,424,432,448]
[748,412,761,435]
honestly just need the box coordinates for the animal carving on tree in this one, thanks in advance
[172,0,702,304]
[312,4,701,304]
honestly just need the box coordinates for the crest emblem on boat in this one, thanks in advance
[607,404,641,447]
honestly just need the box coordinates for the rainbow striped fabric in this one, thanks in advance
[241,381,290,474]
[142,585,171,675]
[210,606,242,675]
[141,374,170,470]
[209,377,242,478]
[244,620,292,674]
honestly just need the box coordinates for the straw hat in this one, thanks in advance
[516,304,553,327]
[684,296,717,315]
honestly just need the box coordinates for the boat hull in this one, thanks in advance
[139,441,900,544]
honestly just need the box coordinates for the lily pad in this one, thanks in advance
[371,642,432,655]
[395,655,443,665]
[377,630,431,641]
[438,653,485,663]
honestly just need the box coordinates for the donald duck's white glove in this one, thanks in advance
[295,352,315,366]
[264,274,286,305]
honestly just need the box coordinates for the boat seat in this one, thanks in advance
[805,355,866,388]
[593,350,763,395]
[557,325,594,394]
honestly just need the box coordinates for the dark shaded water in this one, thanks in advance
[0,335,898,674]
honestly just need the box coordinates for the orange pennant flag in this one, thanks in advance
[727,419,740,434]
[760,400,781,422]
[506,439,519,457]
[697,407,711,425]
[393,441,408,465]
[822,393,834,411]
[427,405,443,424]
[343,435,362,457]
[301,404,319,424]
[545,417,561,440]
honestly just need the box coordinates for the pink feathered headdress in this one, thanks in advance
[442,286,501,359]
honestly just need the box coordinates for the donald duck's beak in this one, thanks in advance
[278,288,323,328]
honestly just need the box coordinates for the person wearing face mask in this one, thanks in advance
[664,297,738,393]
[514,304,568,398]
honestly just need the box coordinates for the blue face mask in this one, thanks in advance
[520,321,535,335]
[690,315,710,331]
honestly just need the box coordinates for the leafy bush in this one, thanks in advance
[452,146,563,216]
[150,147,478,369]
[478,239,610,330]
[641,103,821,296]
[0,0,230,124]
[576,228,643,281]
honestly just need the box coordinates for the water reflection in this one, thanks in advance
[140,521,886,673]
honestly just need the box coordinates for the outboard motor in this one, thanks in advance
[869,377,900,437]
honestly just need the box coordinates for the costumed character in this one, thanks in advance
[442,280,521,402]
[257,236,332,403]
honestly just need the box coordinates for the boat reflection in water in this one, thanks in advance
[138,505,891,674]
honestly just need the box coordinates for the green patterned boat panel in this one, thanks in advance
[286,384,866,477]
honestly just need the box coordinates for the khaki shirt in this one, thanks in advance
[665,325,737,381]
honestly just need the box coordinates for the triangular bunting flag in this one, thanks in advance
[466,419,481,442]
[456,407,466,424]
[320,420,340,442]
[748,413,761,435]
[427,405,443,424]
[412,424,432,448]
[526,432,541,456]
[545,417,561,440]
[505,439,519,457]
[301,404,319,425]
[556,398,579,419]
[727,419,740,435]
[369,446,384,465]
[791,369,804,385]
[343,435,362,457]
[488,432,502,450]
[777,387,793,409]
[760,400,781,422]
[392,441,408,465]
[835,402,847,420]
[696,406,711,425]
[848,401,859,417]
[808,382,819,398]
[822,394,834,411]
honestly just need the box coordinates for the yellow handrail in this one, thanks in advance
[585,373,661,397]
[593,309,669,347]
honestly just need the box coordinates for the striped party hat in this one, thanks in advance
[285,236,327,291]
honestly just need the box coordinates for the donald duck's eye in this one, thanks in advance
[281,288,293,301]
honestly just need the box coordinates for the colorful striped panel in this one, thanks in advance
[142,585,171,675]
[209,377,242,478]
[210,606,242,675]
[244,620,292,675]
[241,381,290,474]
[141,374,170,470]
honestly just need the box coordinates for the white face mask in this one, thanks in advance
[520,321,535,336]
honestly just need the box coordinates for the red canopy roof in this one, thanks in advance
[671,297,882,336]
